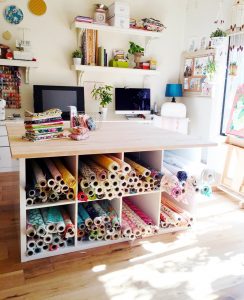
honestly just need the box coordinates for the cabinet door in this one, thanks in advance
[0,126,7,136]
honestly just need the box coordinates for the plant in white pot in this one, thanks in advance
[128,41,144,69]
[91,85,113,120]
[210,28,227,48]
[72,49,82,65]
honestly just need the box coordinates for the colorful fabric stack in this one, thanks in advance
[26,207,75,257]
[160,194,193,229]
[122,198,158,240]
[24,109,64,141]
[77,200,121,242]
[78,155,162,201]
[25,158,76,206]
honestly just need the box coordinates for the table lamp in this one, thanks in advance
[161,83,186,118]
[165,83,183,102]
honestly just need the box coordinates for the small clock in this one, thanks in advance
[94,9,106,24]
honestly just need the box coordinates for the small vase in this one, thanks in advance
[134,53,143,69]
[101,107,108,120]
[73,58,81,65]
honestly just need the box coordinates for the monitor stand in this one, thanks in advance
[125,114,146,120]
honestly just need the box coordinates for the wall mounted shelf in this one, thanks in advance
[71,64,160,85]
[0,59,38,84]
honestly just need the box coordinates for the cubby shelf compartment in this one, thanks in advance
[71,64,160,86]
[0,59,38,84]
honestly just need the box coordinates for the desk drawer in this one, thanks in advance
[0,136,9,147]
[0,126,7,136]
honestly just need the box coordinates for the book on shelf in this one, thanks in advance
[75,16,93,23]
[81,29,97,66]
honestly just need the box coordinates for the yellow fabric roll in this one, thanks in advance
[53,158,76,190]
[91,155,120,173]
[124,157,151,177]
[107,154,131,174]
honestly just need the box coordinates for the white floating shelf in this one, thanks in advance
[71,65,160,85]
[0,59,38,84]
[71,21,164,38]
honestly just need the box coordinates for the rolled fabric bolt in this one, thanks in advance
[53,158,76,190]
[52,184,61,192]
[91,180,99,188]
[79,161,96,181]
[36,239,44,248]
[94,217,102,226]
[107,228,115,235]
[124,157,151,177]
[27,209,45,235]
[26,249,34,257]
[105,223,112,230]
[104,234,112,241]
[108,172,116,180]
[97,234,104,241]
[44,158,62,182]
[60,208,75,236]
[91,154,120,173]
[122,218,132,237]
[129,170,136,177]
[92,202,110,223]
[124,188,129,194]
[122,211,141,237]
[27,239,36,249]
[39,190,47,199]
[117,191,123,197]
[127,177,134,184]
[34,247,42,254]
[26,198,34,206]
[107,154,131,174]
[49,192,58,201]
[106,191,114,200]
[26,224,36,238]
[66,238,74,246]
[99,228,106,235]
[40,159,55,186]
[160,211,176,227]
[144,177,154,184]
[118,173,125,181]
[67,192,75,200]
[60,179,65,186]
[112,233,120,240]
[84,187,95,197]
[120,180,127,188]
[42,244,49,251]
[114,187,120,193]
[133,177,139,183]
[59,241,66,248]
[100,223,105,229]
[162,206,182,223]
[162,197,193,222]
[41,208,56,233]
[31,160,47,187]
[78,230,85,238]
[49,244,58,251]
[112,180,119,187]
[102,180,110,188]
[61,185,69,193]
[52,234,61,245]
[129,233,136,240]
[100,201,120,227]
[89,234,96,241]
[163,161,188,182]
[138,187,144,193]
[77,191,88,202]
[96,193,105,200]
[59,194,67,201]
[26,188,36,199]
[95,186,104,195]
[80,179,90,189]
[44,186,51,193]
[36,225,46,237]
[85,159,107,181]
[48,207,66,231]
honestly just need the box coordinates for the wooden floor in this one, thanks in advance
[0,172,244,300]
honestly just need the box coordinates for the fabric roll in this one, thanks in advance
[92,202,110,223]
[26,224,36,237]
[124,157,151,177]
[161,206,182,223]
[39,160,56,187]
[100,201,120,227]
[122,202,147,234]
[121,217,132,236]
[163,161,188,182]
[79,161,96,181]
[78,213,85,230]
[44,158,62,182]
[90,155,120,173]
[27,209,45,233]
[122,211,141,237]
[26,198,34,206]
[85,159,107,181]
[107,155,131,174]
[53,158,76,190]
[41,208,56,233]
[77,191,88,202]
[201,185,212,197]
[27,239,36,249]
[124,198,155,226]
[79,178,90,189]
[60,208,75,237]
[83,187,95,197]
[78,204,93,226]
[30,160,47,187]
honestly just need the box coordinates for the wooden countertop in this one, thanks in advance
[7,122,217,159]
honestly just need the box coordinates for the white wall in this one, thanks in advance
[0,0,187,117]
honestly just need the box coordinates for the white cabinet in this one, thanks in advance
[153,115,189,135]
[0,124,18,172]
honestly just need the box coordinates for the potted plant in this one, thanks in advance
[91,85,113,120]
[229,62,238,76]
[210,28,227,48]
[128,41,144,69]
[72,49,82,65]
[206,59,216,82]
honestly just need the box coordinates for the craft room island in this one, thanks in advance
[7,121,216,262]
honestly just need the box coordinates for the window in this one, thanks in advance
[220,34,244,136]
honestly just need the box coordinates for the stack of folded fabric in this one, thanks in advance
[24,109,64,142]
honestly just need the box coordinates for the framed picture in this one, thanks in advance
[181,50,215,96]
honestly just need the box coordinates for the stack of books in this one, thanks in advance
[98,47,108,67]
[75,16,93,23]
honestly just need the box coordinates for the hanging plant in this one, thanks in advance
[206,59,216,81]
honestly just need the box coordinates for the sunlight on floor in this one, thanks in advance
[92,264,107,272]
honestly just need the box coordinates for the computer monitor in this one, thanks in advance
[115,88,151,115]
[34,85,85,120]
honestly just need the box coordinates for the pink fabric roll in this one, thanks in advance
[124,198,155,226]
